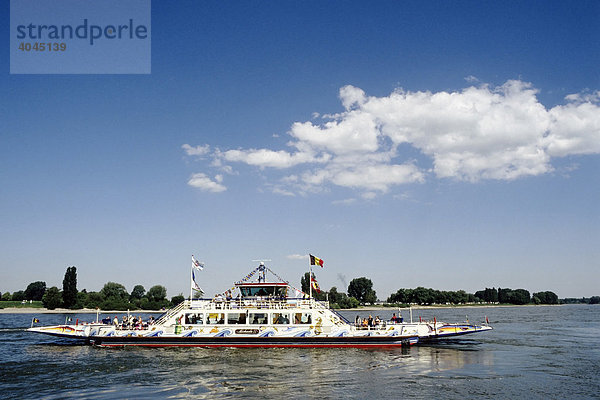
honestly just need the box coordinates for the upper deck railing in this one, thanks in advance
[154,297,335,325]
[187,297,330,311]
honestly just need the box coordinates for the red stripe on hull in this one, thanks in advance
[97,342,414,348]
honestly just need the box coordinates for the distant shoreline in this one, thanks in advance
[0,303,566,314]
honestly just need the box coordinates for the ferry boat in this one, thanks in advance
[28,261,492,348]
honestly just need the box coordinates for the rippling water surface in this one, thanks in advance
[1,305,599,399]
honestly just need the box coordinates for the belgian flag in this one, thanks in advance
[309,254,324,267]
[311,275,321,293]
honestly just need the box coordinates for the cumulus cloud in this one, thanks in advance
[184,80,600,196]
[221,148,326,169]
[182,144,210,157]
[187,173,226,193]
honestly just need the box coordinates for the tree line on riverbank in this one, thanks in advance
[0,267,185,310]
[387,286,563,306]
[302,273,590,308]
[2,267,598,310]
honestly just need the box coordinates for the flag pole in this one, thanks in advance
[309,262,313,300]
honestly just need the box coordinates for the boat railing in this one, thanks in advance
[329,307,352,324]
[155,300,190,325]
[182,298,332,312]
[154,298,337,325]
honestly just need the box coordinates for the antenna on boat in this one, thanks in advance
[252,259,271,282]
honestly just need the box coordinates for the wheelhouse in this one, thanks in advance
[236,282,288,298]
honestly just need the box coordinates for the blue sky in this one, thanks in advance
[1,1,599,299]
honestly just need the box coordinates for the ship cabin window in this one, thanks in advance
[227,312,246,325]
[273,312,290,324]
[239,286,287,297]
[249,312,268,325]
[184,313,203,325]
[294,312,312,324]
[206,313,225,325]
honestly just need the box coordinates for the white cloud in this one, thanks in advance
[187,173,227,193]
[222,148,326,169]
[183,80,600,196]
[272,187,295,197]
[339,85,367,110]
[545,98,600,157]
[182,144,210,157]
[287,254,308,260]
[332,198,357,205]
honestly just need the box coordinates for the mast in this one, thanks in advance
[308,261,313,300]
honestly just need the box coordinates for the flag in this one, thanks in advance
[192,269,203,293]
[309,254,324,267]
[311,275,321,293]
[192,255,204,270]
[33,318,39,323]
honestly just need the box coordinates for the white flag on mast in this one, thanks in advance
[192,255,204,270]
[191,269,203,293]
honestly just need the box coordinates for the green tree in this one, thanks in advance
[1,292,11,301]
[328,287,341,304]
[411,287,434,305]
[511,289,530,305]
[101,282,129,301]
[171,294,185,306]
[348,277,377,304]
[84,291,105,308]
[42,287,63,309]
[337,295,359,309]
[498,288,511,303]
[11,290,25,301]
[62,266,78,308]
[143,285,169,310]
[75,290,88,309]
[100,282,130,310]
[388,288,412,304]
[532,291,558,304]
[147,285,167,302]
[300,272,311,294]
[24,281,47,301]
[130,285,146,301]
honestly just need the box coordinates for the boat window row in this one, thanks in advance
[183,311,312,326]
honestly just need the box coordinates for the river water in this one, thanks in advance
[1,305,598,399]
